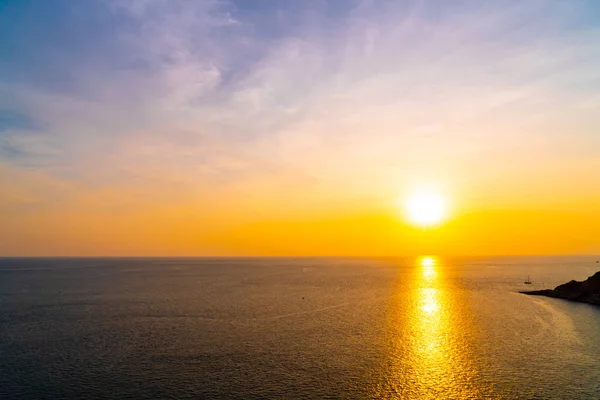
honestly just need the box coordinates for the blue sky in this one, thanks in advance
[2,0,599,182]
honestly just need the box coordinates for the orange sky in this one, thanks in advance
[2,163,600,256]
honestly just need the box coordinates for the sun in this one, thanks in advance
[404,189,448,227]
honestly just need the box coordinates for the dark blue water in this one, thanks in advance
[1,257,599,399]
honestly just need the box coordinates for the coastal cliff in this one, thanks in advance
[521,271,600,306]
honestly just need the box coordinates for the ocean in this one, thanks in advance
[1,256,599,399]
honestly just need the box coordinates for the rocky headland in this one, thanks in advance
[521,271,600,306]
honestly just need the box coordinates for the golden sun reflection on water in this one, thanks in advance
[419,256,436,268]
[419,256,437,280]
[374,256,494,399]
[419,288,440,314]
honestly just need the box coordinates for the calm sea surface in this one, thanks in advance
[1,256,599,399]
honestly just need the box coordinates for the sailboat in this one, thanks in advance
[524,275,532,284]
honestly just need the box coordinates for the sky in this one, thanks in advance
[1,0,600,256]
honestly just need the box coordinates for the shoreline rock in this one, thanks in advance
[520,271,600,306]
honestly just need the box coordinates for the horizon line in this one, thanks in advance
[1,254,599,259]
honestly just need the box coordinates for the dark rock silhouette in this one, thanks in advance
[521,271,600,306]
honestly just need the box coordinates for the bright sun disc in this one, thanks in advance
[404,189,447,227]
